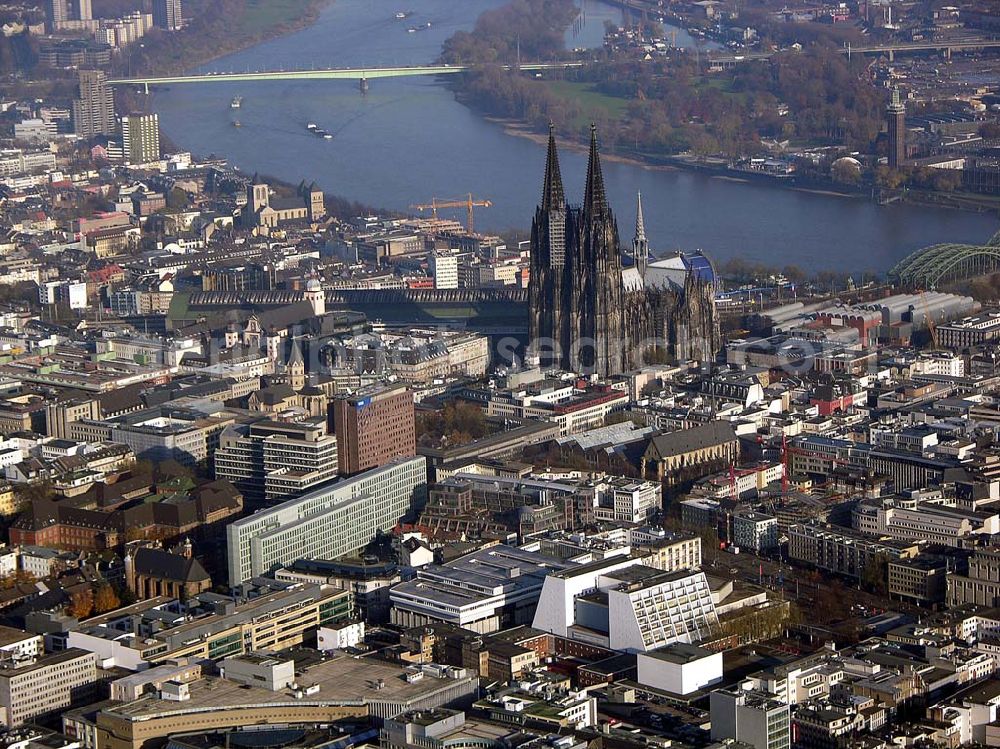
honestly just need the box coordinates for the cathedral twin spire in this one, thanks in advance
[541,124,647,272]
[583,124,610,221]
[541,123,610,220]
[542,123,565,212]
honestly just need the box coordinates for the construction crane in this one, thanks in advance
[918,289,939,349]
[411,194,493,234]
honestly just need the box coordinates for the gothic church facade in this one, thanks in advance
[528,126,719,377]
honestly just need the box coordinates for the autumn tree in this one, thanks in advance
[15,482,54,506]
[94,584,121,614]
[166,187,189,211]
[68,589,94,619]
[712,601,791,645]
[875,166,905,189]
[979,122,1000,139]
[860,553,890,595]
[416,401,489,448]
[0,570,35,589]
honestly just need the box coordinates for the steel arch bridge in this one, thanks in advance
[888,231,1000,288]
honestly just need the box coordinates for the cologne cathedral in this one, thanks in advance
[528,126,720,377]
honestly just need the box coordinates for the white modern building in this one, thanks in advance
[636,532,703,572]
[39,281,87,310]
[636,643,722,695]
[226,455,427,585]
[746,653,846,705]
[221,653,295,691]
[0,628,42,664]
[430,252,459,290]
[533,559,720,652]
[531,555,645,639]
[318,621,365,651]
[852,498,991,547]
[594,479,660,524]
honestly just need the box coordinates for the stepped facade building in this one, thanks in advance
[528,126,719,377]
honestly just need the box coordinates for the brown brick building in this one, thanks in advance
[9,479,242,551]
[330,384,415,475]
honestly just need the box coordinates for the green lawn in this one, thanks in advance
[693,75,748,102]
[541,80,630,127]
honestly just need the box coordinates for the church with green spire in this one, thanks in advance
[528,126,720,377]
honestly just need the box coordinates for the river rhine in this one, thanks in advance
[152,0,998,273]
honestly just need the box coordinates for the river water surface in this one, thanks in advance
[152,0,999,272]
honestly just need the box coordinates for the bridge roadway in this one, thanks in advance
[107,62,583,87]
[705,38,1000,64]
[108,37,1000,88]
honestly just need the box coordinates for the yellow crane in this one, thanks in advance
[411,194,493,234]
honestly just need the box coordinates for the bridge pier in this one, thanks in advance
[944,47,952,60]
[887,49,894,62]
[360,77,369,94]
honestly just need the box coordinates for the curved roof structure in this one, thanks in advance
[686,250,717,285]
[644,250,717,291]
[888,233,1000,288]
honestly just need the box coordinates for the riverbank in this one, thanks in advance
[135,0,333,77]
[488,117,679,172]
[885,187,1000,215]
[486,113,1000,215]
[488,114,870,200]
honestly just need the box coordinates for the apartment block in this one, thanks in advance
[789,523,921,579]
[121,113,159,165]
[888,556,948,606]
[732,511,779,553]
[0,649,97,727]
[215,418,339,506]
[710,687,790,749]
[948,549,1000,607]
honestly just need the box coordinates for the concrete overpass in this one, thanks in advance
[108,62,583,92]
